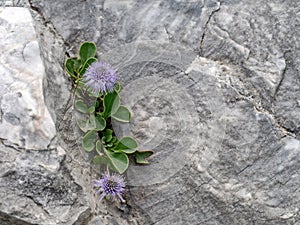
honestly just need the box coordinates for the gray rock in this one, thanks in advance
[201,0,300,135]
[1,0,299,224]
[0,7,89,225]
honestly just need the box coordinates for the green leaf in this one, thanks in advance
[95,114,106,131]
[77,119,94,133]
[93,155,119,173]
[106,143,114,148]
[87,91,103,98]
[119,148,136,154]
[93,155,110,165]
[103,129,113,142]
[75,100,88,113]
[65,58,76,78]
[104,149,129,174]
[105,129,113,136]
[79,57,97,75]
[95,101,100,109]
[89,114,97,129]
[93,155,102,165]
[96,140,103,154]
[76,119,86,132]
[88,105,95,114]
[112,105,131,122]
[65,57,81,78]
[110,137,117,144]
[79,42,97,64]
[114,136,138,151]
[135,150,153,164]
[79,115,98,132]
[95,147,118,172]
[82,130,98,152]
[102,91,120,119]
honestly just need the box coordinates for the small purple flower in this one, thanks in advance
[83,61,118,94]
[93,174,126,202]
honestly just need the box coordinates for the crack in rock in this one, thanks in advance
[199,1,221,55]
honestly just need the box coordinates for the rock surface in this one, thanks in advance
[1,0,300,224]
[0,7,90,225]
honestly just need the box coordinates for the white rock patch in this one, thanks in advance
[0,7,56,150]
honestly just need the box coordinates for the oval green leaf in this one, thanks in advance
[104,149,129,174]
[89,114,97,129]
[102,91,120,119]
[110,137,117,144]
[75,100,88,113]
[112,105,131,122]
[82,130,98,152]
[96,140,103,154]
[103,129,113,142]
[134,150,154,164]
[93,155,116,173]
[95,115,106,131]
[65,57,81,78]
[93,155,109,165]
[114,136,138,151]
[79,57,97,75]
[65,58,76,78]
[76,119,92,133]
[88,105,95,114]
[79,42,97,64]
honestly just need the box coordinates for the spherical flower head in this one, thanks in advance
[93,173,126,202]
[83,61,118,94]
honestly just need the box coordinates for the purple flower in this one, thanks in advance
[93,174,126,202]
[83,61,118,94]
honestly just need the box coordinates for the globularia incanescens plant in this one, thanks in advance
[65,42,153,202]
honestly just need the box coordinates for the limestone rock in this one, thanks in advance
[0,7,89,225]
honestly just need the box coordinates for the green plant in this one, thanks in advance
[65,42,153,175]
